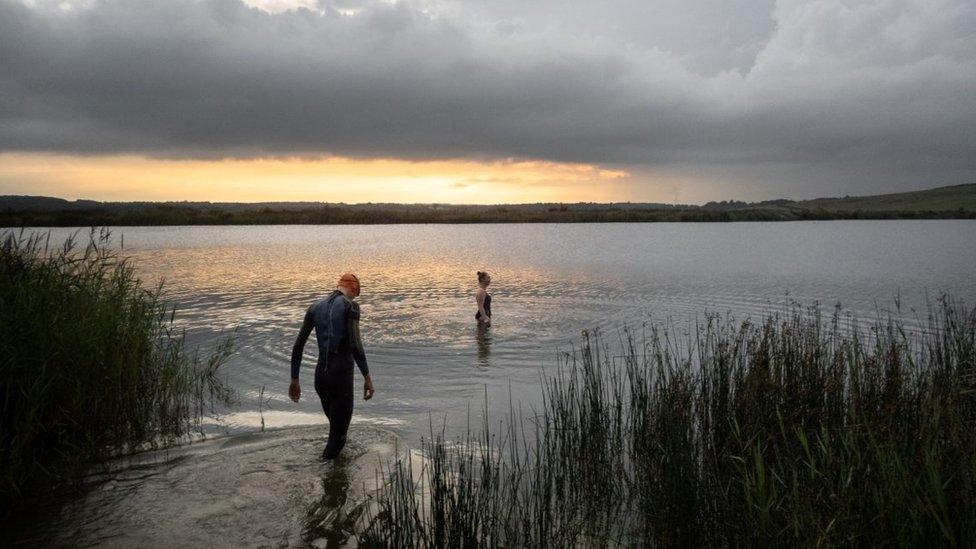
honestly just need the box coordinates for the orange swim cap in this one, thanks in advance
[338,273,361,296]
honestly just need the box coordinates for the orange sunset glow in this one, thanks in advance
[0,153,631,204]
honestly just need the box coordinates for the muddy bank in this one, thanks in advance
[28,425,399,548]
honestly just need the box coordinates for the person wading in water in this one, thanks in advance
[476,271,492,325]
[290,273,375,459]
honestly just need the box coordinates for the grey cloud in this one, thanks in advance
[1,0,975,196]
[456,0,778,75]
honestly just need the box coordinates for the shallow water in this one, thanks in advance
[18,221,976,443]
[29,426,397,547]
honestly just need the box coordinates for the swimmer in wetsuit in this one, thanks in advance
[476,271,492,325]
[289,273,375,459]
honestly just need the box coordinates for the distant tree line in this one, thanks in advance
[0,204,973,226]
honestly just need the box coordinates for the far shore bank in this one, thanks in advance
[2,205,975,227]
[3,182,975,225]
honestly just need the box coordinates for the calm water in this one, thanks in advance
[25,221,976,444]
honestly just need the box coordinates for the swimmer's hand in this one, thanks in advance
[363,375,375,401]
[289,379,301,402]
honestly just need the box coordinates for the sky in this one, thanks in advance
[0,0,974,204]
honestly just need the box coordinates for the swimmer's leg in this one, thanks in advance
[314,364,335,447]
[321,392,353,459]
[319,360,354,459]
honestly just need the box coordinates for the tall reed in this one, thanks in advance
[0,229,233,505]
[363,298,976,546]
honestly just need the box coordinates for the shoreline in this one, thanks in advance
[3,183,975,225]
[3,211,975,227]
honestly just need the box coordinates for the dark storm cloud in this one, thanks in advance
[1,0,975,193]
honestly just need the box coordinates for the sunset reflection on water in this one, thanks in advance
[24,222,976,444]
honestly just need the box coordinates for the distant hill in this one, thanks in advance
[702,183,976,213]
[0,196,103,212]
[794,183,976,212]
[1,183,974,225]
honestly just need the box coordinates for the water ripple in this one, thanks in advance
[17,222,976,444]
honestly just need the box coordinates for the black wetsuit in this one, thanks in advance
[291,290,369,458]
[476,292,492,320]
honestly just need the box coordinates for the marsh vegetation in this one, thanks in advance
[364,298,976,546]
[0,229,233,507]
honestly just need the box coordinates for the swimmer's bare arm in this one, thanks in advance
[348,301,374,401]
[289,306,314,402]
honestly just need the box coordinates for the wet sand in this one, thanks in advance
[39,425,399,548]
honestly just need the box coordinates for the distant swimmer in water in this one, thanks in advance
[476,271,492,326]
[290,273,375,459]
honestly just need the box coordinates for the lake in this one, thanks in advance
[23,221,976,445]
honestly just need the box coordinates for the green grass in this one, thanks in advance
[0,229,234,506]
[363,298,976,546]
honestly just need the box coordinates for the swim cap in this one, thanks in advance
[338,273,361,296]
